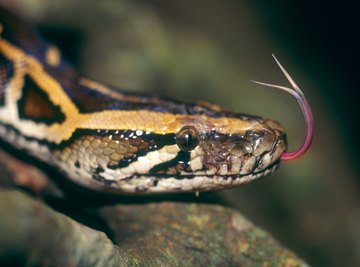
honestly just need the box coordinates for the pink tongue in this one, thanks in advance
[252,54,314,161]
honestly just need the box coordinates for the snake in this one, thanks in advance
[0,7,314,194]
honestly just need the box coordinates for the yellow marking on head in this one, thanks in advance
[45,46,61,67]
[75,110,259,135]
[0,38,264,145]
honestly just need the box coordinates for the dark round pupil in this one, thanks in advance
[183,133,192,148]
[176,126,200,151]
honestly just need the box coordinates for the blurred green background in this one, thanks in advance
[1,0,359,266]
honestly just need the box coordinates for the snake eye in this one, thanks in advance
[176,126,200,151]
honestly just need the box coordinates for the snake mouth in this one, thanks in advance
[95,160,281,194]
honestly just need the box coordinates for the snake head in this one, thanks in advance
[144,112,287,192]
[54,104,288,194]
[51,56,312,194]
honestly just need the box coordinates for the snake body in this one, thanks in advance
[0,8,287,194]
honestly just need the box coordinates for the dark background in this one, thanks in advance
[1,0,359,266]
[256,1,360,171]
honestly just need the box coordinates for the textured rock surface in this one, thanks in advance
[0,190,307,267]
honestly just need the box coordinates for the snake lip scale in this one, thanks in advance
[0,7,313,194]
[61,163,280,195]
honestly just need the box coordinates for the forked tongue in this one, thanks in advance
[252,54,314,160]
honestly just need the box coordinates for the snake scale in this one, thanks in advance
[0,7,313,194]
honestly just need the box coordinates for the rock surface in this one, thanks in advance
[0,188,307,266]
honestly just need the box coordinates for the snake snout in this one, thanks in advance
[198,120,286,177]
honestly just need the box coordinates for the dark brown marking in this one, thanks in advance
[0,52,14,106]
[17,75,65,124]
[149,151,190,176]
[114,132,176,169]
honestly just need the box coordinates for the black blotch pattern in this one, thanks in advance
[111,132,176,169]
[149,150,190,177]
[95,165,105,174]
